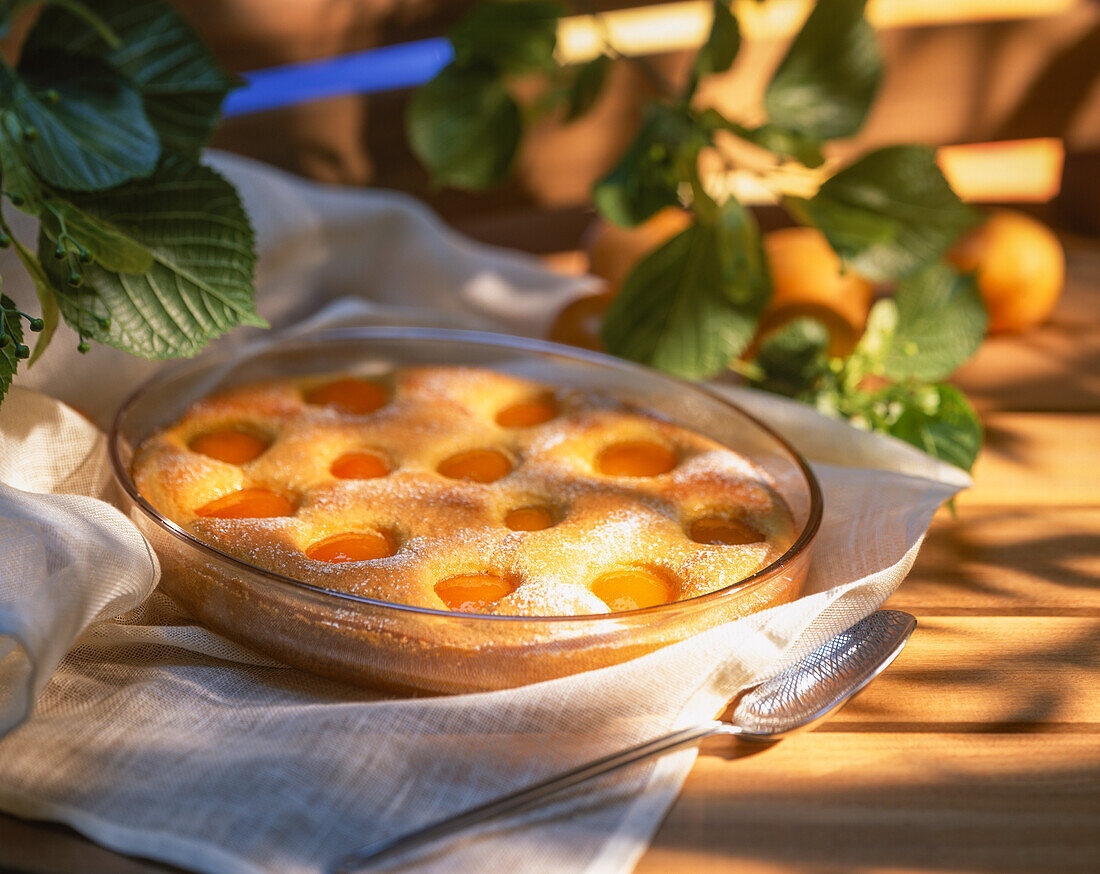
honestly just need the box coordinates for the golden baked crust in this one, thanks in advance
[132,366,796,617]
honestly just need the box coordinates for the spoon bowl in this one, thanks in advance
[730,608,917,739]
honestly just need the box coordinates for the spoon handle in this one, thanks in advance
[332,721,729,873]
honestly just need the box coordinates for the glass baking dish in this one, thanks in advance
[109,328,822,694]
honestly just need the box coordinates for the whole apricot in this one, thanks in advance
[586,207,693,288]
[759,227,874,357]
[948,209,1065,334]
[547,289,615,351]
[551,209,695,350]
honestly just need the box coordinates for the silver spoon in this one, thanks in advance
[333,609,916,873]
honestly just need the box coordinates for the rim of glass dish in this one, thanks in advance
[109,326,823,623]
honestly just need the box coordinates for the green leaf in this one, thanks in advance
[0,295,24,399]
[687,1,740,95]
[0,117,45,213]
[39,157,263,359]
[22,0,237,157]
[765,0,881,140]
[885,383,982,472]
[0,0,119,46]
[563,54,610,121]
[601,200,770,378]
[0,113,154,272]
[11,237,60,365]
[40,199,154,273]
[800,145,978,281]
[751,316,830,399]
[10,51,160,191]
[737,122,825,169]
[593,104,699,227]
[884,262,987,381]
[449,1,564,75]
[407,64,522,190]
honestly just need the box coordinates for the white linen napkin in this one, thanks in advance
[0,152,969,874]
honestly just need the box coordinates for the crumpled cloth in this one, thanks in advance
[0,152,969,874]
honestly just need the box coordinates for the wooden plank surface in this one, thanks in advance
[957,413,1100,508]
[826,617,1100,728]
[891,507,1100,613]
[636,734,1100,874]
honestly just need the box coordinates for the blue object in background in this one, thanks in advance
[222,37,455,116]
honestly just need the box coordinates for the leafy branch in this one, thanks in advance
[406,0,986,471]
[0,0,263,402]
[740,264,986,471]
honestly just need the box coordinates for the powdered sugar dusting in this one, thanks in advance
[134,366,796,617]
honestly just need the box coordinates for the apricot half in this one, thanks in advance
[435,573,516,612]
[596,441,676,477]
[504,506,555,531]
[304,378,387,414]
[195,488,295,519]
[189,429,269,465]
[495,399,557,428]
[689,515,764,546]
[330,450,389,480]
[590,567,674,612]
[437,449,512,483]
[306,531,394,563]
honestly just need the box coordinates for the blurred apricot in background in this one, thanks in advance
[551,208,693,350]
[948,208,1066,333]
[758,227,874,356]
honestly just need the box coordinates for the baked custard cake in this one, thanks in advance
[132,367,796,617]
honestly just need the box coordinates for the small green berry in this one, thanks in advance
[0,334,8,348]
[29,318,44,332]
[14,344,29,360]
[0,234,9,249]
[97,316,111,330]
[22,127,38,143]
[77,340,90,354]
[45,89,60,104]
[67,271,83,288]
[78,249,93,264]
[54,246,66,260]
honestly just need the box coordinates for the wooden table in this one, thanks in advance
[0,237,1097,873]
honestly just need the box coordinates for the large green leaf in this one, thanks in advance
[0,295,25,400]
[687,1,740,95]
[449,1,564,75]
[751,316,830,399]
[22,0,236,157]
[40,158,263,359]
[884,263,987,381]
[601,200,770,378]
[765,0,881,140]
[886,383,982,472]
[593,105,699,228]
[0,113,154,272]
[800,146,978,281]
[407,64,522,190]
[11,52,159,190]
[39,198,154,274]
